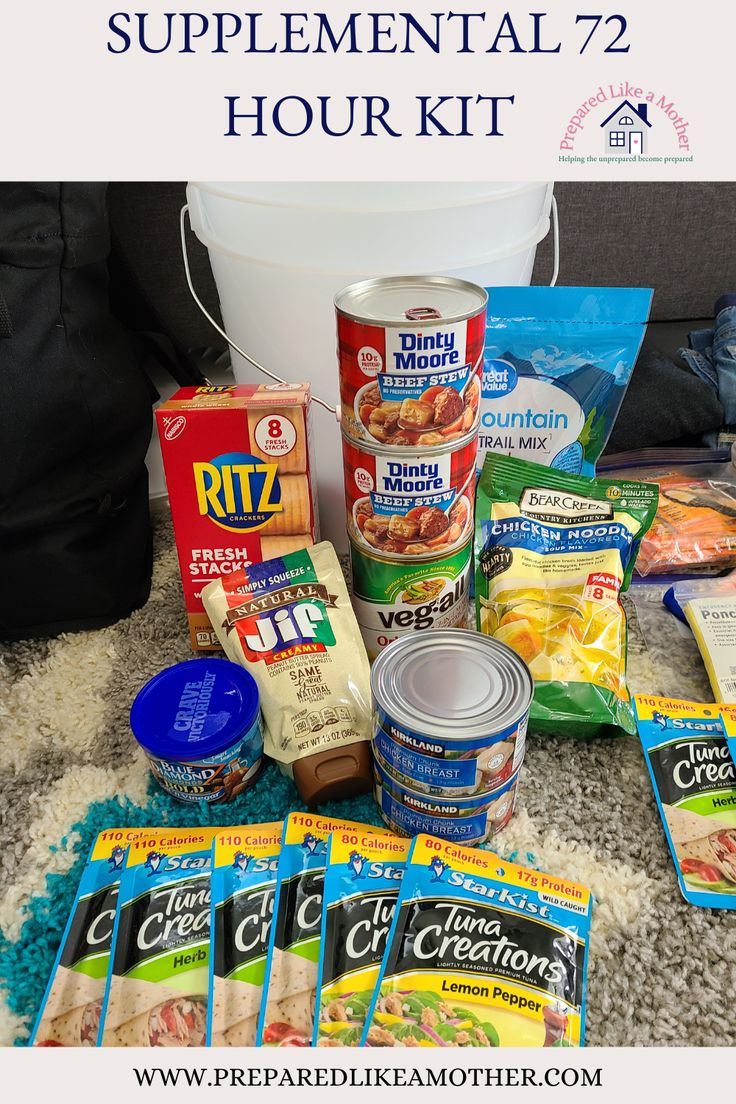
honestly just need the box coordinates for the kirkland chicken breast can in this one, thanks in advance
[370,629,532,796]
[342,430,477,561]
[373,753,520,844]
[336,276,487,448]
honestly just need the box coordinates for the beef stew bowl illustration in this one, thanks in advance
[351,494,472,558]
[354,374,480,447]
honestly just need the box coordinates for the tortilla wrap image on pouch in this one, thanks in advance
[101,827,219,1046]
[208,822,282,1046]
[677,827,736,883]
[104,979,202,1047]
[34,971,103,1047]
[29,828,151,1047]
[634,696,736,908]
[257,813,381,1047]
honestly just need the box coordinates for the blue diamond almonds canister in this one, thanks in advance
[130,657,263,803]
[370,628,532,832]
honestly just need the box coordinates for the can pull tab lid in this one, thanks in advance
[404,306,442,321]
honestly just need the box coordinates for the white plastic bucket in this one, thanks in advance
[185,182,554,547]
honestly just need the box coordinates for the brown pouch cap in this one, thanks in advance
[292,740,373,808]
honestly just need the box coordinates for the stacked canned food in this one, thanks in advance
[370,630,533,844]
[335,275,488,659]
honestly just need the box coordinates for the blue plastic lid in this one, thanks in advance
[130,658,261,761]
[662,585,687,624]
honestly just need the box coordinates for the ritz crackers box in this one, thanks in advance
[156,384,319,650]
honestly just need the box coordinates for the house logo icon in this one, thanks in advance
[600,98,652,155]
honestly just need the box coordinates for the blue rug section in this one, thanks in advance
[1,763,382,1046]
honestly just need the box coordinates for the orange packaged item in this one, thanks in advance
[601,449,736,575]
[156,384,318,649]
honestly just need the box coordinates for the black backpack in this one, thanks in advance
[0,183,154,639]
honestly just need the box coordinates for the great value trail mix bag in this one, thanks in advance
[314,829,409,1047]
[101,827,218,1047]
[208,823,282,1046]
[475,453,658,737]
[634,696,736,909]
[361,835,592,1048]
[257,813,378,1047]
[479,286,652,476]
[30,828,146,1047]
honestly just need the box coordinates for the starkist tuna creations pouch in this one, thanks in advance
[30,829,148,1047]
[720,706,736,791]
[257,813,380,1047]
[314,828,409,1047]
[475,453,658,737]
[480,286,652,476]
[101,827,218,1047]
[634,696,736,909]
[361,835,591,1048]
[207,823,282,1046]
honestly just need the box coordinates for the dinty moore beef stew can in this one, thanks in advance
[342,430,477,560]
[336,276,487,448]
[370,629,533,797]
[349,538,472,661]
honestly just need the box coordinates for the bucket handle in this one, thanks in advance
[180,204,338,415]
[549,193,559,286]
[179,193,560,414]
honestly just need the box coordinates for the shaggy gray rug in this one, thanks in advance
[1,505,734,1046]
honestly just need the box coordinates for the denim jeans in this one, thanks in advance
[680,303,736,427]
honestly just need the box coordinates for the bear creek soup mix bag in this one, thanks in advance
[207,823,282,1046]
[30,829,147,1047]
[475,453,658,737]
[361,835,591,1047]
[101,828,218,1047]
[634,697,736,909]
[314,829,409,1047]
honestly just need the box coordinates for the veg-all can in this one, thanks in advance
[373,753,520,844]
[336,276,487,448]
[130,658,263,803]
[349,538,472,661]
[342,430,477,561]
[370,629,532,795]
